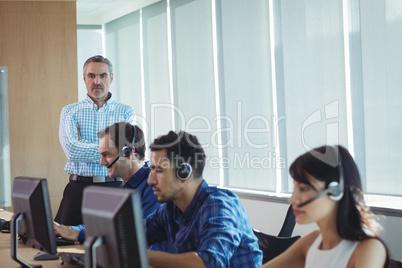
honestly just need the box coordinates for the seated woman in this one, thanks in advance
[262,145,390,268]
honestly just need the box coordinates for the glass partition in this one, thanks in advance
[0,67,11,208]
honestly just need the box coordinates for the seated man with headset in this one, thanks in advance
[145,130,262,268]
[54,122,160,243]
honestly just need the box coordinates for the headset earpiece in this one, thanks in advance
[327,146,345,201]
[106,124,137,169]
[327,181,343,201]
[121,125,137,158]
[176,162,192,181]
[176,135,193,180]
[121,146,132,157]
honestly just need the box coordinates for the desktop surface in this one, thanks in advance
[0,210,84,267]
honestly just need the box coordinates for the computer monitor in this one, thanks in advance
[10,177,59,268]
[82,186,149,268]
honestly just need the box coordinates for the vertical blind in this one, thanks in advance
[280,0,349,190]
[359,0,402,195]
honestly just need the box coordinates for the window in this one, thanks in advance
[77,25,103,101]
[79,0,402,208]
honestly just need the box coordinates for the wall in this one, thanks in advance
[0,0,78,217]
[240,198,402,261]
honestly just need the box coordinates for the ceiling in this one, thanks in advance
[77,0,132,16]
[76,0,161,25]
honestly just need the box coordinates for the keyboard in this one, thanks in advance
[56,237,76,246]
[0,218,10,232]
[59,252,85,267]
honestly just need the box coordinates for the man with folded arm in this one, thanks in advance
[55,55,135,226]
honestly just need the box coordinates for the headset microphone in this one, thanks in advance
[106,125,137,169]
[297,145,344,208]
[107,155,120,169]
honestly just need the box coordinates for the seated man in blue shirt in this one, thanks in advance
[146,131,263,268]
[54,122,160,243]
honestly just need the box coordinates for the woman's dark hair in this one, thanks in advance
[289,145,391,267]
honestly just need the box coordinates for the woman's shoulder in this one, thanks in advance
[355,237,386,255]
[349,237,387,268]
[359,237,385,246]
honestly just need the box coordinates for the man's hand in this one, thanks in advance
[77,124,82,140]
[53,221,79,242]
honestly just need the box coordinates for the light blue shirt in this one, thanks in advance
[59,93,135,176]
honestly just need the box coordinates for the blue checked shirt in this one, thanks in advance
[145,180,263,268]
[59,93,135,176]
[122,163,162,218]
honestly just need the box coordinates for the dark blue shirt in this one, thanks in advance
[145,180,263,267]
[73,163,160,243]
[122,163,160,218]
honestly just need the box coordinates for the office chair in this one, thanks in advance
[278,204,296,237]
[253,229,300,264]
[254,204,300,264]
[391,259,402,268]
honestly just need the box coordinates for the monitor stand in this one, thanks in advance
[84,236,103,268]
[10,213,42,268]
[34,251,59,260]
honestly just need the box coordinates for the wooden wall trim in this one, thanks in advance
[0,1,78,216]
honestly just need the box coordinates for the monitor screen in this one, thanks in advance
[10,177,59,267]
[82,186,149,268]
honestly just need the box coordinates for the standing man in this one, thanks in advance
[145,131,262,268]
[55,55,135,226]
[54,122,160,243]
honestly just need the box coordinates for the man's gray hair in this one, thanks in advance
[83,55,113,76]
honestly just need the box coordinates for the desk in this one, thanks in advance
[0,210,84,267]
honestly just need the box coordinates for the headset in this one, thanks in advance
[176,137,193,180]
[107,125,137,169]
[297,145,344,208]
